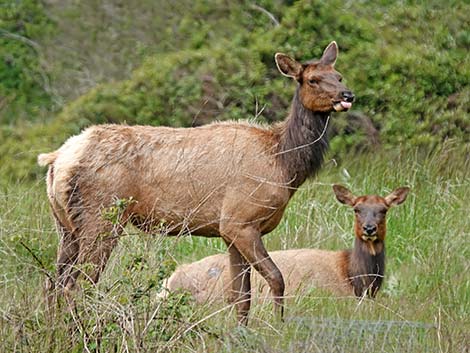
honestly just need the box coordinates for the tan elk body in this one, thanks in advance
[161,186,410,302]
[38,42,354,324]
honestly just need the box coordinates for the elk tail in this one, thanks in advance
[37,151,59,167]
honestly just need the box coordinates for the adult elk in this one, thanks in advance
[38,41,354,324]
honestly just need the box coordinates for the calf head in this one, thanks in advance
[333,185,410,243]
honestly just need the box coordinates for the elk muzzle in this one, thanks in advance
[361,224,378,241]
[333,90,355,111]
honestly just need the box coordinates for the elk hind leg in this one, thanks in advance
[75,216,121,286]
[46,215,80,308]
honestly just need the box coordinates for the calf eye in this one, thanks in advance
[308,79,318,85]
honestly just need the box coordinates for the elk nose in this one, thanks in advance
[341,91,355,102]
[363,225,377,235]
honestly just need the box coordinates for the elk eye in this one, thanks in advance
[338,77,343,82]
[308,79,318,85]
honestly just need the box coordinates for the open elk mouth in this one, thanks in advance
[333,100,353,112]
[361,235,378,242]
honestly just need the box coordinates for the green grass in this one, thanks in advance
[0,144,468,352]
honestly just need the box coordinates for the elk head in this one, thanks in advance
[333,185,410,243]
[275,41,355,112]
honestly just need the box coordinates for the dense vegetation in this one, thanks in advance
[0,0,54,125]
[0,1,468,351]
[0,0,469,180]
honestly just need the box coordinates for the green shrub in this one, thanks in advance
[56,44,268,128]
[252,0,469,151]
[0,0,55,124]
[53,0,470,150]
[2,0,469,182]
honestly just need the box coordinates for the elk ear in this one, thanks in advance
[333,184,356,206]
[385,187,410,207]
[320,41,338,66]
[275,53,303,80]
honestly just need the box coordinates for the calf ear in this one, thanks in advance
[275,53,303,80]
[333,184,356,206]
[320,41,338,66]
[385,187,410,207]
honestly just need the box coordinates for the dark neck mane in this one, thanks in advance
[275,87,330,189]
[346,238,385,298]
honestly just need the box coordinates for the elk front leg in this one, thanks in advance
[222,225,285,321]
[225,241,251,325]
[238,236,285,319]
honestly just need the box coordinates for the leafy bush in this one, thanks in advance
[53,0,470,150]
[252,0,470,151]
[56,45,267,128]
[0,0,55,124]
[1,0,469,181]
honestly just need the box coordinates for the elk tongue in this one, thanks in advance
[340,101,352,109]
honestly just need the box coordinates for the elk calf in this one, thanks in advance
[161,185,409,302]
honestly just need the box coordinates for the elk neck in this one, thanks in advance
[344,238,385,298]
[274,87,330,189]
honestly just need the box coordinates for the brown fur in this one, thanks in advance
[162,249,352,303]
[38,42,354,324]
[161,186,409,302]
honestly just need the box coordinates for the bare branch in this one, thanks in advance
[250,4,280,27]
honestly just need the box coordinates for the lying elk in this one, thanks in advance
[161,185,410,301]
[38,41,354,324]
